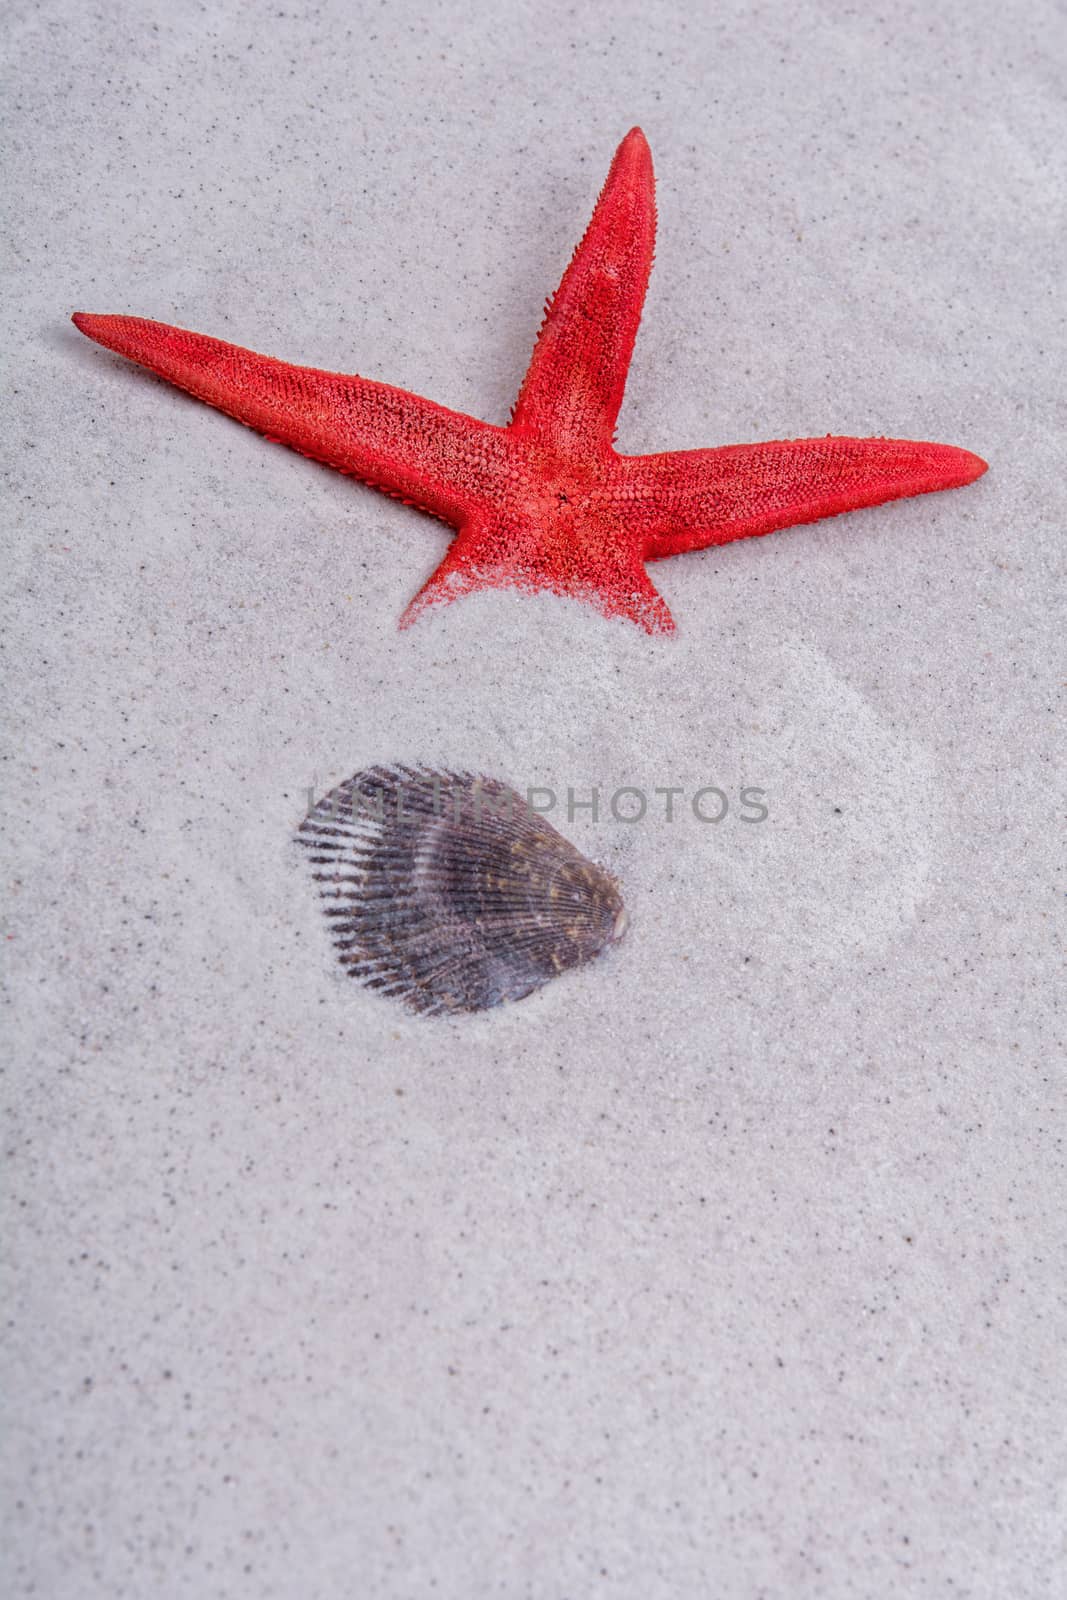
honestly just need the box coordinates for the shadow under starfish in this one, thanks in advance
[73,129,986,635]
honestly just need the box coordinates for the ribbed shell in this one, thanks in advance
[296,766,626,1015]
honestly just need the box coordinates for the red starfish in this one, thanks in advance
[73,129,985,635]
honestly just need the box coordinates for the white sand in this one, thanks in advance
[3,0,1064,1594]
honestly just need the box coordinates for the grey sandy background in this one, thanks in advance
[2,0,1064,1595]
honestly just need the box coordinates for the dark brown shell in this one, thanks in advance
[296,766,626,1015]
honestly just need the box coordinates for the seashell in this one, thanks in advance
[296,766,627,1015]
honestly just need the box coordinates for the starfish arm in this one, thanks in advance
[622,436,988,557]
[399,512,676,635]
[508,128,656,461]
[71,313,508,523]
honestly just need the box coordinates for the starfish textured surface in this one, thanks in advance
[73,128,986,634]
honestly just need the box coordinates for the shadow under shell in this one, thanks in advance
[296,766,627,1015]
